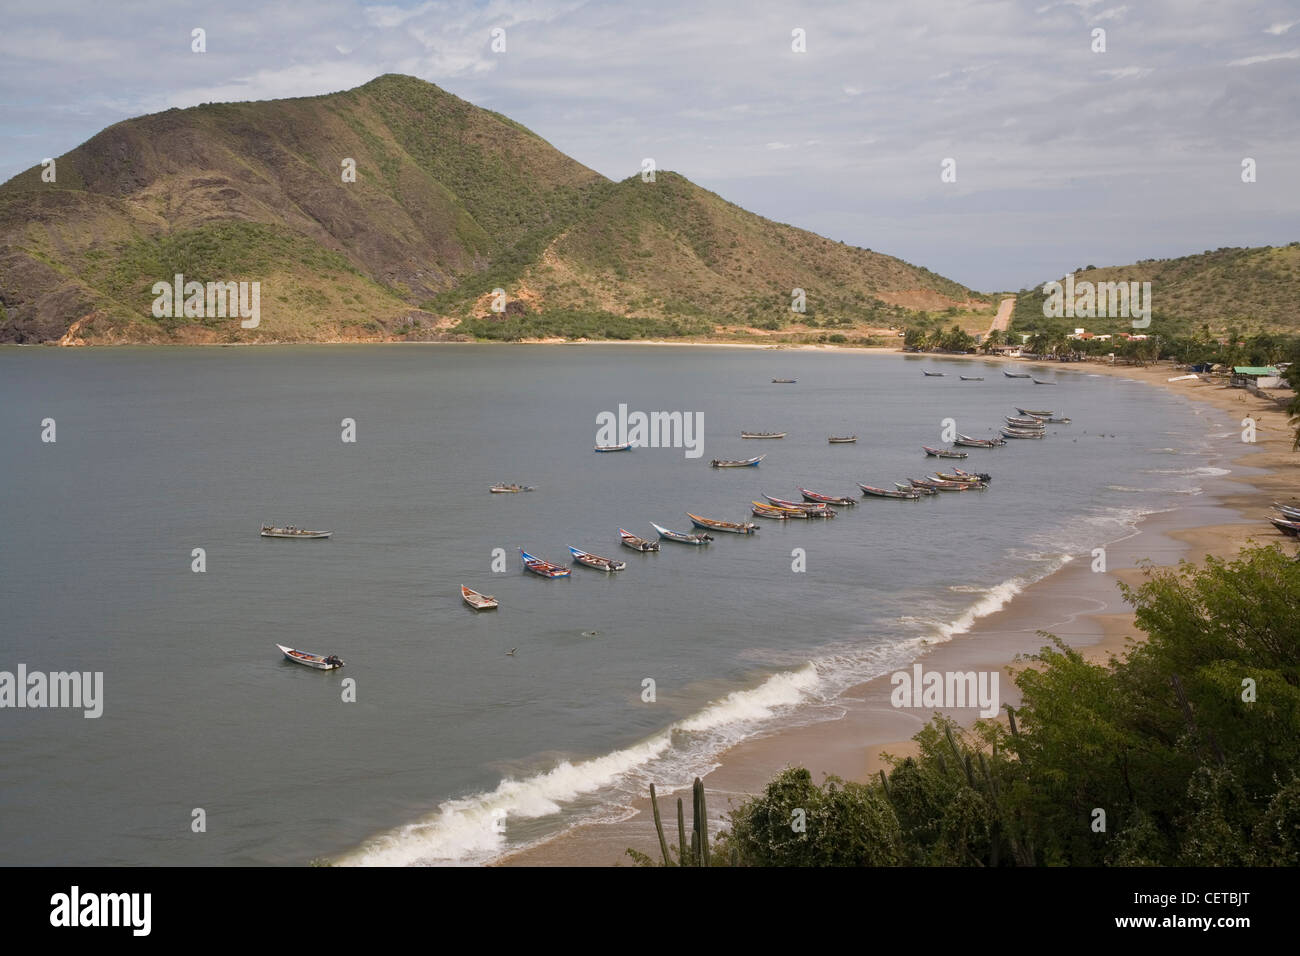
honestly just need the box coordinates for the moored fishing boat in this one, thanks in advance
[1015,407,1054,417]
[935,470,992,483]
[519,549,571,578]
[899,481,937,496]
[594,442,634,452]
[1032,379,1057,385]
[828,435,857,443]
[490,483,535,493]
[762,493,833,511]
[711,455,765,467]
[1000,426,1045,440]
[276,644,344,670]
[650,522,713,544]
[1043,416,1072,424]
[861,483,921,499]
[959,375,984,381]
[914,476,985,491]
[798,487,856,506]
[771,378,797,384]
[922,370,945,377]
[461,585,499,610]
[261,524,332,538]
[758,499,835,518]
[923,445,969,459]
[1006,416,1047,428]
[752,501,808,518]
[1273,502,1300,521]
[619,529,660,552]
[955,434,1007,448]
[1004,370,1032,378]
[568,546,627,572]
[687,513,759,535]
[740,431,787,439]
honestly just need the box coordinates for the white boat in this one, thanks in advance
[594,442,633,452]
[569,546,626,572]
[261,525,332,538]
[277,644,344,670]
[461,585,499,610]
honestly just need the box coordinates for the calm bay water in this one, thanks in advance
[0,345,1216,865]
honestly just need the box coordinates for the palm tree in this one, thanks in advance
[1026,332,1050,357]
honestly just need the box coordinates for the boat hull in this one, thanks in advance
[520,549,571,577]
[277,644,344,670]
[923,445,968,459]
[650,522,712,544]
[461,585,499,610]
[687,513,758,534]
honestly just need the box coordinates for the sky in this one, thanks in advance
[2,0,1298,291]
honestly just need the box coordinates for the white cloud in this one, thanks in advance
[1228,48,1300,66]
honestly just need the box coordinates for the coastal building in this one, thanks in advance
[1231,366,1281,389]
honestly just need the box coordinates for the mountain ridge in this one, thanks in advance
[0,74,988,343]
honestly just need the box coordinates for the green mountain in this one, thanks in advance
[1011,245,1300,339]
[0,74,986,344]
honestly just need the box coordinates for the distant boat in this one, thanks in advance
[569,546,627,572]
[752,502,805,519]
[1006,417,1047,428]
[772,378,797,384]
[650,522,713,545]
[619,529,660,552]
[955,434,1007,448]
[923,370,945,377]
[899,481,937,496]
[519,549,571,577]
[261,525,332,538]
[711,455,765,467]
[828,435,857,443]
[960,376,984,381]
[798,488,856,506]
[1004,370,1032,378]
[741,431,786,439]
[924,475,987,490]
[490,483,535,493]
[912,477,984,492]
[1016,407,1054,417]
[594,442,633,452]
[1043,416,1072,424]
[687,513,759,535]
[277,644,344,670]
[923,445,968,459]
[761,494,836,514]
[1032,379,1057,385]
[1000,426,1045,440]
[860,483,921,500]
[937,468,992,483]
[461,585,499,610]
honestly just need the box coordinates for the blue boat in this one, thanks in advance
[519,549,571,578]
[594,442,633,452]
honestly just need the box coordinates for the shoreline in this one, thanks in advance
[493,357,1298,867]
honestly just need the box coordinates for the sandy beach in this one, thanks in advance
[497,352,1298,866]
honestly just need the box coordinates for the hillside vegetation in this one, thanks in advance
[1011,245,1300,340]
[0,74,984,344]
